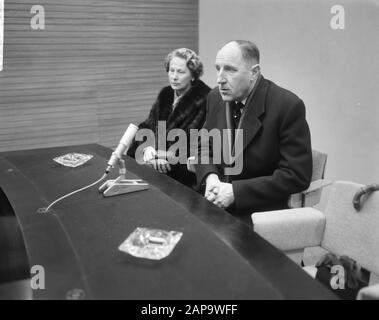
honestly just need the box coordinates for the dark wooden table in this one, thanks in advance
[0,144,337,299]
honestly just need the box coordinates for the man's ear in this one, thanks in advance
[249,65,259,82]
[251,63,260,77]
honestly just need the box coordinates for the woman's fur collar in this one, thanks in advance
[145,79,210,133]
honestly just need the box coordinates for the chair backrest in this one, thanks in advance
[288,149,328,207]
[311,149,327,181]
[321,181,379,276]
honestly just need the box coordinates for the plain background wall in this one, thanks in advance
[0,0,198,152]
[199,0,378,185]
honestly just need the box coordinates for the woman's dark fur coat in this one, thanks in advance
[128,79,210,187]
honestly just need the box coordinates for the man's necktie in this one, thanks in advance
[229,101,244,155]
[232,101,244,129]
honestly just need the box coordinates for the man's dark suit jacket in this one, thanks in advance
[195,76,313,223]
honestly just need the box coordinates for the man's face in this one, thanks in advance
[215,42,255,102]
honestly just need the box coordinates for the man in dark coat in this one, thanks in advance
[195,40,312,224]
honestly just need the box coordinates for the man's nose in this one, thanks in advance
[217,71,226,84]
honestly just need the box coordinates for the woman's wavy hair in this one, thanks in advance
[164,48,204,80]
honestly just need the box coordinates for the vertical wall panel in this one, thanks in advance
[0,0,198,151]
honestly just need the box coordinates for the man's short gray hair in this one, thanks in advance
[233,40,260,65]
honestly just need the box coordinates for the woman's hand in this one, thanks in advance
[143,146,157,162]
[156,150,176,162]
[143,148,172,174]
[151,159,171,174]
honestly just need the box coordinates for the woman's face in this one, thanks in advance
[168,56,193,95]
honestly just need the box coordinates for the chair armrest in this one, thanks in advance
[357,283,379,300]
[289,179,333,208]
[187,156,196,173]
[303,179,332,195]
[251,208,326,251]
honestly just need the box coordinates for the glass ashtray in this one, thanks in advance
[53,153,93,167]
[119,227,183,260]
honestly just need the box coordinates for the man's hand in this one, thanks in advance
[212,182,235,209]
[204,174,221,202]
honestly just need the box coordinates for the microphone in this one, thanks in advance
[105,123,138,173]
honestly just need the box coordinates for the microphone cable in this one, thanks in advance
[45,173,108,212]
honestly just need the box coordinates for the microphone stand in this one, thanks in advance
[99,157,149,197]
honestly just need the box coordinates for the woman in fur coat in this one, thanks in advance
[128,48,210,187]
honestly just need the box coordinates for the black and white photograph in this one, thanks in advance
[0,0,378,308]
